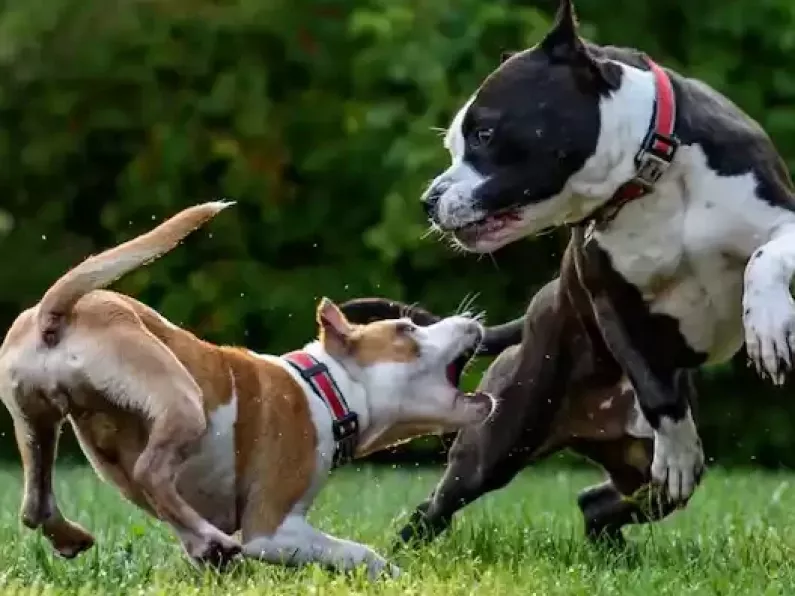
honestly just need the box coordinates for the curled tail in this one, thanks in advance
[37,201,234,346]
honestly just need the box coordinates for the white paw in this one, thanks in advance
[743,286,795,385]
[365,556,401,581]
[650,414,705,504]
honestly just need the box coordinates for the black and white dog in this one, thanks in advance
[422,0,795,507]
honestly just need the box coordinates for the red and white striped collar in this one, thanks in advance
[282,350,359,468]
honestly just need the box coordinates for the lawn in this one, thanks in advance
[0,463,792,595]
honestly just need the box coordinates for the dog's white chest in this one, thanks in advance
[592,175,745,360]
[177,396,238,533]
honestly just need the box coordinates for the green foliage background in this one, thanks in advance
[0,0,793,466]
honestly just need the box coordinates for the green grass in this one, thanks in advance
[0,463,792,595]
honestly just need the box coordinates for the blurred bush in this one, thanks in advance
[0,0,793,467]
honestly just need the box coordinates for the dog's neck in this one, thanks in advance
[298,341,385,454]
[565,62,660,219]
[299,341,426,459]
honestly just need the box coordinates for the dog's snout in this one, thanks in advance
[467,321,484,345]
[421,194,437,219]
[421,181,449,220]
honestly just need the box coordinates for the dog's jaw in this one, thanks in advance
[447,201,567,253]
[345,316,492,454]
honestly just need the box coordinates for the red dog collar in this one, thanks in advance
[587,56,679,225]
[283,351,359,467]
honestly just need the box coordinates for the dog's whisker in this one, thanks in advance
[455,293,479,317]
[464,293,481,315]
[443,235,465,254]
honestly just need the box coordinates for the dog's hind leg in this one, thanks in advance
[12,396,95,558]
[577,479,679,545]
[78,322,241,567]
[576,440,679,545]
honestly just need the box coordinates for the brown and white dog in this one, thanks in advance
[0,202,492,579]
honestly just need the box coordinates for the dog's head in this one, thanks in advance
[315,298,493,456]
[422,0,624,253]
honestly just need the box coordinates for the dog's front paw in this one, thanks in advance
[650,415,705,504]
[393,504,451,551]
[744,287,795,385]
[386,563,402,579]
[42,519,95,559]
[185,529,242,569]
[364,556,401,581]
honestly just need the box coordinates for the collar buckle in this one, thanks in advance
[333,412,359,442]
[633,131,679,189]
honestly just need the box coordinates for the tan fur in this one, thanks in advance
[349,321,420,365]
[316,300,420,365]
[227,350,317,539]
[0,203,245,562]
[37,201,232,345]
[1,282,324,562]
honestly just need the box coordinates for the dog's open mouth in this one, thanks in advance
[445,347,475,387]
[445,347,492,410]
[452,209,523,244]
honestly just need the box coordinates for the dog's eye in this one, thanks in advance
[395,321,416,336]
[472,128,494,147]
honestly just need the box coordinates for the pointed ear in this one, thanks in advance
[587,58,622,92]
[541,0,622,93]
[317,297,353,356]
[541,0,582,61]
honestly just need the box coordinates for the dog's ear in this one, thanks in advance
[541,0,581,60]
[541,0,621,93]
[500,51,517,64]
[586,57,622,93]
[317,297,353,357]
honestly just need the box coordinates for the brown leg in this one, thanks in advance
[83,325,242,567]
[70,420,158,517]
[13,406,94,558]
[132,413,241,567]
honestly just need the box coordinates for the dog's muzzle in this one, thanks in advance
[420,181,449,222]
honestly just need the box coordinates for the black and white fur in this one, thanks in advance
[422,0,795,503]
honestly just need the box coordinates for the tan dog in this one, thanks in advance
[0,202,492,579]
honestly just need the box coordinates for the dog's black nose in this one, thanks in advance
[421,190,439,219]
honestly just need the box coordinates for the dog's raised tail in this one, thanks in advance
[37,201,234,347]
